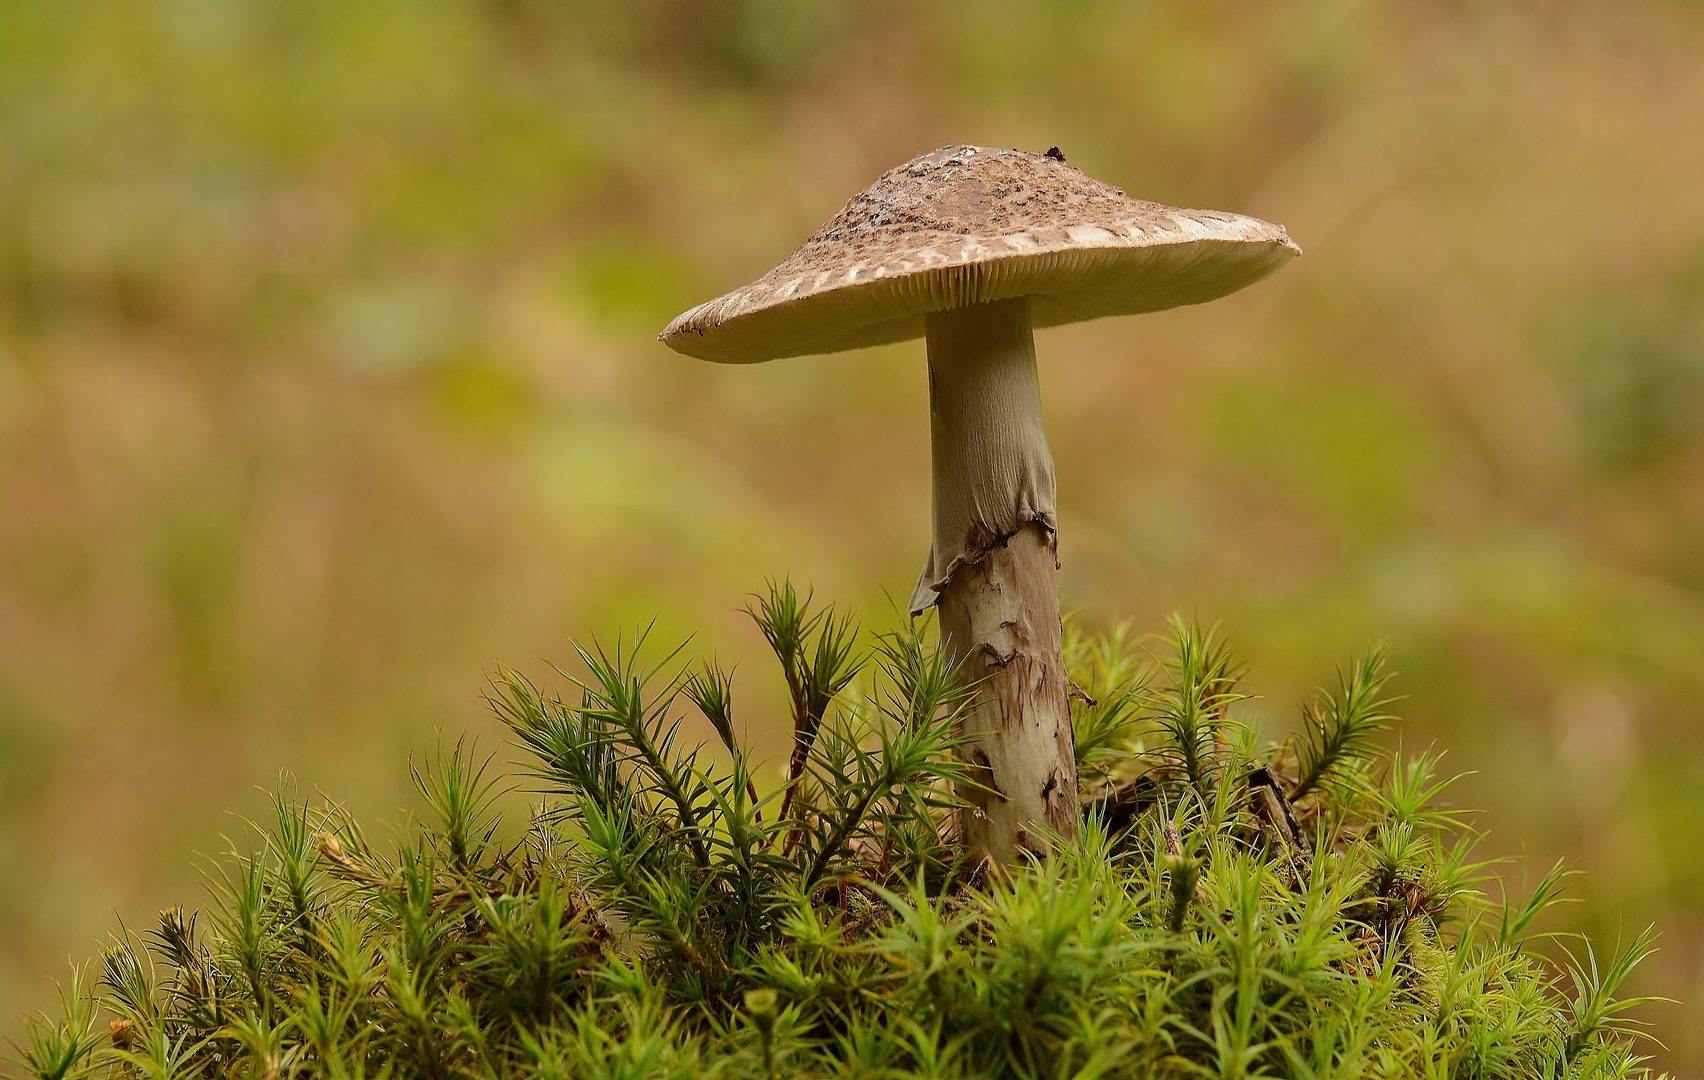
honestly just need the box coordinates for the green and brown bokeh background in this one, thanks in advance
[2,0,1703,1071]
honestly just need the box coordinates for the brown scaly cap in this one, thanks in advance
[660,144,1300,363]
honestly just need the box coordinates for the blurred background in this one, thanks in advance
[2,0,1703,1070]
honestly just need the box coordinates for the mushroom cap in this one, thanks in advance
[660,144,1300,364]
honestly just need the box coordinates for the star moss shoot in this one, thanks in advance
[10,582,1666,1080]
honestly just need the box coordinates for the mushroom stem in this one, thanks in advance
[920,297,1079,863]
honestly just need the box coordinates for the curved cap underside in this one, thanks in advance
[661,145,1300,364]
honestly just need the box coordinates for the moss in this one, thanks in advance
[7,584,1668,1079]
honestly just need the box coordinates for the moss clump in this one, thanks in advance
[9,583,1667,1079]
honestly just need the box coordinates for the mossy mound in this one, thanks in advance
[10,584,1666,1079]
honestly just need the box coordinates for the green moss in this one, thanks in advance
[8,583,1668,1079]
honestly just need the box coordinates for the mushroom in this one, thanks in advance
[660,145,1299,864]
